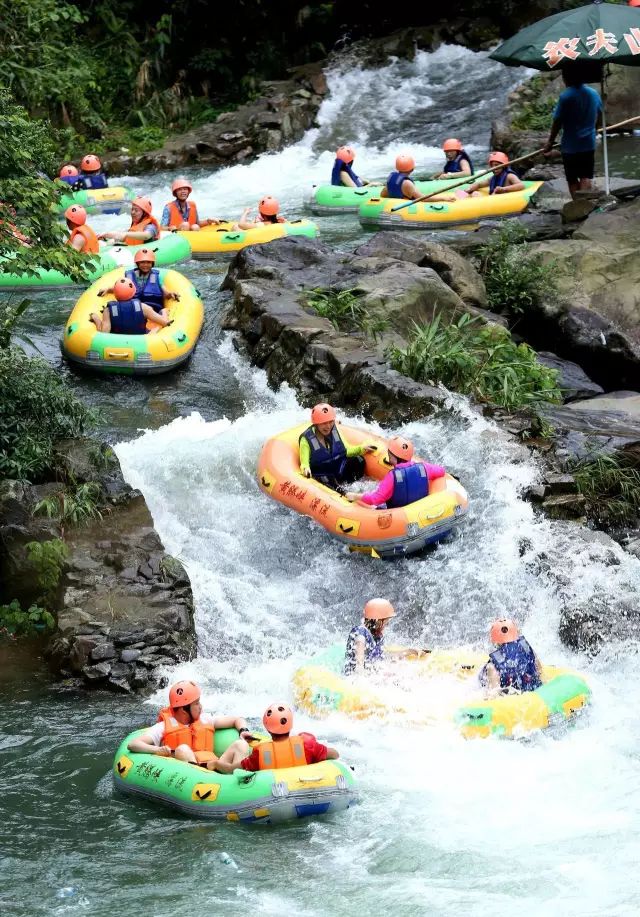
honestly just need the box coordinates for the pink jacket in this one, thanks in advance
[360,460,446,507]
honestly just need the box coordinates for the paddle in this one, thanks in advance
[390,114,640,212]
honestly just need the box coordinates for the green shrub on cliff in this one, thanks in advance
[477,223,557,315]
[0,600,55,639]
[306,288,388,341]
[388,313,562,410]
[573,454,640,525]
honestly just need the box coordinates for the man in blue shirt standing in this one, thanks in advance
[543,66,603,198]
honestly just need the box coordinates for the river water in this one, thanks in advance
[2,45,640,917]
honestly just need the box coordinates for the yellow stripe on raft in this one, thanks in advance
[176,219,318,257]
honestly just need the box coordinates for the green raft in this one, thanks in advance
[113,727,358,823]
[306,175,483,215]
[57,186,136,216]
[0,235,192,291]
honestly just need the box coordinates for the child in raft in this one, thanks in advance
[160,177,221,231]
[233,196,286,229]
[464,152,525,196]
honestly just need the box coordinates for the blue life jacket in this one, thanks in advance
[386,170,413,200]
[488,636,541,692]
[106,298,147,335]
[344,624,384,675]
[489,168,515,194]
[386,462,429,509]
[300,425,347,485]
[125,267,164,313]
[60,175,86,190]
[82,172,109,190]
[331,159,363,188]
[443,151,474,174]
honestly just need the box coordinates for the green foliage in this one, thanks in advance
[511,76,557,131]
[306,288,389,342]
[34,482,104,526]
[0,346,94,480]
[25,539,68,604]
[573,454,640,525]
[0,599,55,638]
[388,313,562,411]
[476,222,558,315]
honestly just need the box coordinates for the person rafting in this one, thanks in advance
[58,164,85,191]
[80,154,109,190]
[433,138,473,178]
[215,704,340,773]
[344,599,396,675]
[234,196,286,230]
[346,436,445,509]
[65,204,99,254]
[160,177,220,231]
[98,196,160,245]
[299,403,377,491]
[382,153,454,202]
[464,153,525,196]
[126,680,254,769]
[331,146,370,187]
[97,247,178,316]
[90,277,172,335]
[479,619,543,695]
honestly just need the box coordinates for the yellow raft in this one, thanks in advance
[61,267,204,375]
[293,644,591,738]
[358,182,543,229]
[177,219,318,258]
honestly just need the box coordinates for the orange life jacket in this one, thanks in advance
[165,200,197,228]
[157,707,216,764]
[124,214,160,246]
[256,735,306,770]
[67,224,99,254]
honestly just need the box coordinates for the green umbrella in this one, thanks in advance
[490,0,640,193]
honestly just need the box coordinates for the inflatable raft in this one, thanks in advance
[306,176,483,215]
[113,727,357,823]
[358,181,543,229]
[0,235,191,291]
[293,644,591,738]
[177,219,318,258]
[257,423,468,558]
[62,267,203,375]
[58,186,136,216]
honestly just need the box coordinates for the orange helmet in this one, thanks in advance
[258,196,280,216]
[388,436,413,461]
[132,196,153,216]
[629,0,640,6]
[488,151,509,166]
[263,703,293,735]
[442,138,463,152]
[81,154,101,172]
[169,680,201,708]
[134,247,156,265]
[395,153,415,173]
[336,145,356,164]
[311,403,336,424]
[490,619,520,644]
[60,164,79,178]
[363,598,396,620]
[171,177,192,195]
[113,277,136,302]
[64,204,87,226]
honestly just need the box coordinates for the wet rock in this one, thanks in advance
[120,649,141,663]
[539,493,586,520]
[82,661,112,683]
[543,392,640,462]
[544,473,577,495]
[68,636,100,673]
[91,642,117,662]
[536,352,604,403]
[560,596,640,654]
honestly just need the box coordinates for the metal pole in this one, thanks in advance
[601,72,610,196]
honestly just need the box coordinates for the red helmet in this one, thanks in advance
[169,680,201,708]
[488,151,509,166]
[60,164,79,178]
[336,145,356,164]
[442,138,463,152]
[113,278,137,302]
[388,436,414,461]
[258,196,280,217]
[311,403,336,424]
[171,177,192,195]
[263,703,293,735]
[81,154,101,172]
[132,196,153,216]
[363,598,396,620]
[395,153,415,173]
[64,204,87,226]
[490,619,520,644]
[134,247,156,265]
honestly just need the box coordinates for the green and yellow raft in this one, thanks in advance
[293,644,591,739]
[113,727,358,823]
[58,186,136,216]
[0,235,191,291]
[306,176,484,215]
[178,219,318,258]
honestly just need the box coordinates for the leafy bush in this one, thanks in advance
[34,483,104,526]
[0,600,55,638]
[511,76,557,132]
[25,539,68,605]
[306,288,388,341]
[388,313,562,410]
[573,454,640,525]
[476,222,558,315]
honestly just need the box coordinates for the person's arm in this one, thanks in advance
[236,207,255,230]
[142,304,172,326]
[346,469,394,506]
[425,462,446,481]
[484,662,500,695]
[100,308,112,333]
[127,729,172,756]
[98,231,126,242]
[160,204,171,230]
[403,179,422,201]
[459,160,472,176]
[353,636,366,675]
[70,234,86,252]
[495,173,525,194]
[341,171,356,188]
[543,116,562,155]
[341,434,377,458]
[97,285,115,297]
[124,228,155,242]
[465,177,490,194]
[534,652,544,683]
[325,746,339,759]
[159,269,180,302]
[299,436,312,477]
[212,714,250,734]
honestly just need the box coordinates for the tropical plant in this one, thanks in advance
[306,288,389,341]
[573,454,640,525]
[0,600,55,638]
[25,539,68,605]
[34,482,104,526]
[476,222,558,316]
